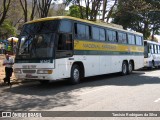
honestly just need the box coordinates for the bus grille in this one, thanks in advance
[23,70,36,74]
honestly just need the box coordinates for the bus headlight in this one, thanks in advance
[14,68,21,74]
[37,70,53,74]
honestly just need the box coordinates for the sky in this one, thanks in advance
[155,35,160,42]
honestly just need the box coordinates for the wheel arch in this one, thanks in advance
[123,60,128,66]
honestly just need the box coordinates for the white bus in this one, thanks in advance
[144,40,160,68]
[14,16,144,84]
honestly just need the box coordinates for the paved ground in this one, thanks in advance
[1,68,160,120]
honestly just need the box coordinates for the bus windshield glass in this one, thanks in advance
[17,20,59,59]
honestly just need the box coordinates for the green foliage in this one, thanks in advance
[0,20,16,38]
[68,5,81,18]
[68,5,88,19]
[112,0,160,39]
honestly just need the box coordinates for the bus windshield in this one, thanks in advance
[17,20,59,59]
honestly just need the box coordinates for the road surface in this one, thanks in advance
[0,69,160,120]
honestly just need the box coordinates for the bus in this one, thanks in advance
[144,40,160,68]
[14,16,144,84]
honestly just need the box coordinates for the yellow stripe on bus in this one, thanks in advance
[74,40,144,52]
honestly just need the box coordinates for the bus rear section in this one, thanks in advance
[144,40,160,68]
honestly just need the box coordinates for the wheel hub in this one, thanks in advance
[73,69,79,81]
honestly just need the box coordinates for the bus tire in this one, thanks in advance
[121,61,128,75]
[39,80,49,84]
[128,61,133,74]
[148,61,154,70]
[152,61,155,68]
[70,64,80,84]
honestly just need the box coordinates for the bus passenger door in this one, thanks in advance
[55,33,73,78]
[56,33,73,58]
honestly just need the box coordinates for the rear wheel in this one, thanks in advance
[70,64,81,84]
[128,61,133,74]
[121,61,128,75]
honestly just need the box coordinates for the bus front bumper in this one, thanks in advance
[14,69,55,80]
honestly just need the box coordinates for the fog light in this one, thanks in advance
[37,70,53,74]
[14,68,21,73]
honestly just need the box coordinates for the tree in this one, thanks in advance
[19,0,27,22]
[65,0,101,20]
[19,0,38,22]
[101,0,118,22]
[8,0,23,27]
[68,5,89,18]
[148,11,160,40]
[65,0,118,22]
[112,0,160,39]
[105,0,118,22]
[30,0,38,20]
[37,0,52,18]
[51,3,66,16]
[0,20,16,39]
[0,0,11,26]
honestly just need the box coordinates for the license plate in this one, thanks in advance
[26,74,32,78]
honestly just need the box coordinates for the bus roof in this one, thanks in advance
[144,40,160,44]
[26,16,143,36]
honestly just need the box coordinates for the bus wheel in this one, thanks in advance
[121,61,127,75]
[128,61,133,74]
[148,61,154,70]
[39,80,49,84]
[70,64,80,84]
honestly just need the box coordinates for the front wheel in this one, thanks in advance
[70,64,81,84]
[121,61,128,75]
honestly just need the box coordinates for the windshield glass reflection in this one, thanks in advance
[16,20,59,59]
[18,33,55,59]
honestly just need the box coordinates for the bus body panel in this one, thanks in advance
[14,16,144,82]
[14,54,144,81]
[144,40,160,68]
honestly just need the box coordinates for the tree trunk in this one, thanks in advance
[37,0,52,18]
[20,0,28,22]
[0,0,11,26]
[106,0,118,22]
[30,0,37,20]
[102,0,107,21]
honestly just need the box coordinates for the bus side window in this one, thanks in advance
[151,44,154,54]
[65,34,73,50]
[106,29,117,43]
[58,34,72,50]
[74,23,90,40]
[158,46,160,54]
[75,23,86,39]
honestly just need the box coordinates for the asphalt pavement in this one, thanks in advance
[1,68,160,120]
